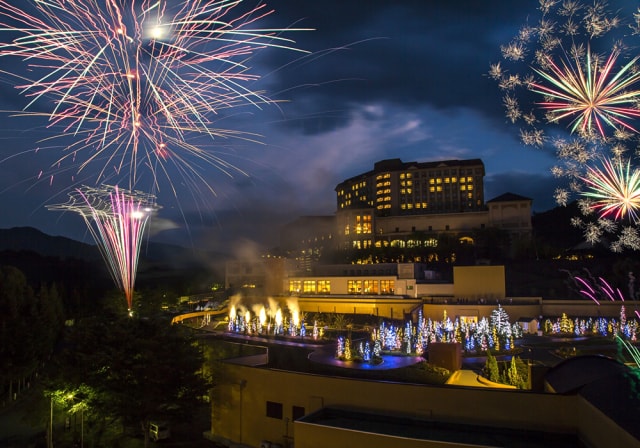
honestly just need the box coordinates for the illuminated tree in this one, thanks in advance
[484,350,500,382]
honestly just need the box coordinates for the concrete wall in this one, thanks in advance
[295,296,422,320]
[453,265,506,299]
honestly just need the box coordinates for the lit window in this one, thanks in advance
[380,280,395,294]
[317,280,331,293]
[348,280,363,294]
[364,280,378,294]
[289,280,301,293]
[303,280,316,293]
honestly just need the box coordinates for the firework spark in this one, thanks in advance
[580,157,640,223]
[0,0,309,191]
[47,185,157,312]
[530,48,640,137]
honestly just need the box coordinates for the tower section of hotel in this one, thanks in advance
[335,158,488,252]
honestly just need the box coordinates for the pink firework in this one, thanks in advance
[48,185,157,313]
[0,0,308,190]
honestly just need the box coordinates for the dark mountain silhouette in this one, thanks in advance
[0,226,100,261]
[0,226,229,292]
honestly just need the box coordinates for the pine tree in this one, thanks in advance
[507,356,522,388]
[484,350,500,382]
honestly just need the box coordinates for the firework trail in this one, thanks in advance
[47,185,157,313]
[491,0,640,251]
[0,0,309,193]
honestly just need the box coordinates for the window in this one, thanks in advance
[289,280,301,293]
[303,280,316,293]
[292,406,305,421]
[266,401,283,419]
[348,280,363,294]
[380,280,395,294]
[364,280,378,294]
[317,280,331,293]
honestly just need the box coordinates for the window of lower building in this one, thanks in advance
[317,280,331,293]
[380,280,395,294]
[303,280,316,293]
[289,280,301,293]
[266,401,283,419]
[348,280,363,294]
[364,280,378,294]
[292,406,305,421]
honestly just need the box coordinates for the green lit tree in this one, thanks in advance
[483,350,500,382]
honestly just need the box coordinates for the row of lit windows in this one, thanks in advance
[289,280,331,294]
[288,279,395,294]
[352,239,372,249]
[375,173,392,180]
[428,176,474,184]
[348,280,395,294]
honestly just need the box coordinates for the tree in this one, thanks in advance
[0,266,64,401]
[52,315,211,447]
[483,350,500,382]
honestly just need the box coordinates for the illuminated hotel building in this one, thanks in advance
[334,158,531,253]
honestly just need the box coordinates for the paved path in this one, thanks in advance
[445,370,516,389]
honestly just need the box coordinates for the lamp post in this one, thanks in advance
[238,380,247,443]
[48,396,53,448]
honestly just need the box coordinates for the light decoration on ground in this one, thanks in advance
[47,185,157,313]
[490,0,640,251]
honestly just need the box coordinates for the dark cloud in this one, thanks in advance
[259,0,539,134]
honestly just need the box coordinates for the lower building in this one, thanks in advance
[204,339,639,448]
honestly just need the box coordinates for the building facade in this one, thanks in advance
[333,158,531,258]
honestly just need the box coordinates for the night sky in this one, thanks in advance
[0,1,611,252]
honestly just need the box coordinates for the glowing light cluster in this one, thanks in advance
[47,185,157,311]
[0,0,308,192]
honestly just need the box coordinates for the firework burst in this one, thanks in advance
[530,48,640,137]
[47,185,157,312]
[581,157,640,223]
[0,0,309,192]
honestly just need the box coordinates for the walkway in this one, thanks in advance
[446,370,516,389]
